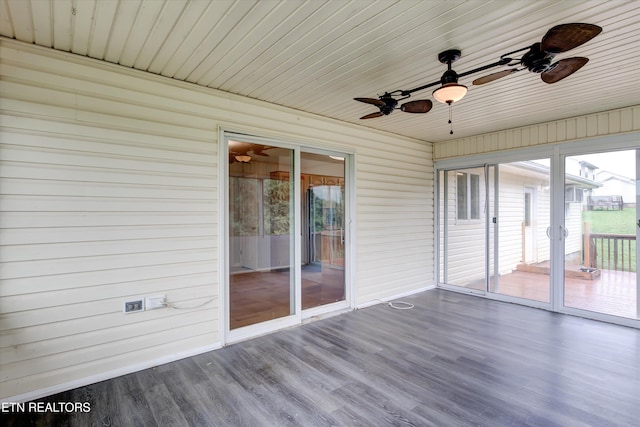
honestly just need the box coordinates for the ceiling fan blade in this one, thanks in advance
[472,69,517,85]
[360,111,384,120]
[541,57,589,84]
[541,23,602,54]
[400,100,433,113]
[354,97,385,107]
[252,144,272,156]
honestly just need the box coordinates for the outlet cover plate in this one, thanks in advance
[145,294,166,310]
[124,299,144,313]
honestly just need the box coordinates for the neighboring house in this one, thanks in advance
[576,160,599,181]
[593,170,636,207]
[566,157,635,210]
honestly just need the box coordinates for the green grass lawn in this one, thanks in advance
[582,208,636,234]
[582,208,636,271]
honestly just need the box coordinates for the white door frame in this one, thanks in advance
[555,139,639,328]
[219,130,355,345]
[435,132,639,328]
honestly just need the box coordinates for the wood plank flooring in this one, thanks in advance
[230,265,345,329]
[4,289,640,426]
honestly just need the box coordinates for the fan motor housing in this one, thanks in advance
[440,69,459,84]
[522,42,554,73]
[380,97,398,115]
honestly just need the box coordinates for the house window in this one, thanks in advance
[565,185,584,203]
[524,192,532,226]
[457,172,480,220]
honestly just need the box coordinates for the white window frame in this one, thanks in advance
[456,171,482,223]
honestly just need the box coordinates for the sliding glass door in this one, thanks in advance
[300,152,346,310]
[226,135,350,339]
[439,160,551,305]
[437,137,639,327]
[489,160,551,304]
[562,149,638,320]
[228,143,295,330]
[439,167,489,292]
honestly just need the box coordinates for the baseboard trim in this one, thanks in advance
[4,343,222,404]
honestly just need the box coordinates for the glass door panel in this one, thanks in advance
[439,167,488,291]
[228,141,294,329]
[487,165,497,294]
[300,153,345,310]
[563,150,638,319]
[490,160,551,303]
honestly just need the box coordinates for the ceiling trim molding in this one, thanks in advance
[434,105,640,159]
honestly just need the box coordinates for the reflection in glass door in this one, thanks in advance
[301,153,345,310]
[228,141,294,329]
[227,140,350,333]
[563,149,638,320]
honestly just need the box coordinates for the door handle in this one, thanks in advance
[547,226,568,239]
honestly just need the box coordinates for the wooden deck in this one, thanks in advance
[4,289,639,426]
[565,269,637,318]
[465,267,638,319]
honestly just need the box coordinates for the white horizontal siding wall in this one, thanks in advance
[434,106,640,160]
[0,45,220,401]
[564,202,584,260]
[355,149,434,302]
[0,39,434,400]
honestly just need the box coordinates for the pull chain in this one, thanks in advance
[447,101,454,135]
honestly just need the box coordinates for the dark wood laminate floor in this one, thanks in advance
[5,289,640,426]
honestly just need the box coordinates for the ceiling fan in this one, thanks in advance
[229,142,274,163]
[472,23,602,86]
[354,93,433,120]
[354,23,602,121]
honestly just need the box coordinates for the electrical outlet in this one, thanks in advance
[124,299,144,313]
[145,294,167,310]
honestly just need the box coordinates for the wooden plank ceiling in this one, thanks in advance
[1,0,639,143]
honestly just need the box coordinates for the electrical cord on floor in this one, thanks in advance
[387,301,414,310]
[376,299,415,310]
[163,298,216,310]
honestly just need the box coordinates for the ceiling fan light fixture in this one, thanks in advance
[235,154,251,163]
[432,83,468,104]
